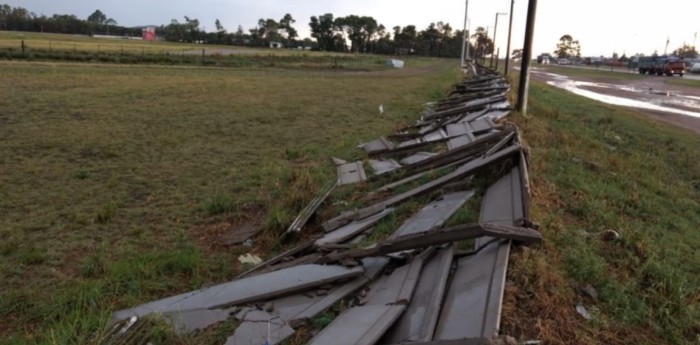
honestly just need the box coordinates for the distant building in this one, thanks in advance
[270,41,282,48]
[142,27,156,41]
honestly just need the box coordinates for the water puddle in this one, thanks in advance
[538,72,700,118]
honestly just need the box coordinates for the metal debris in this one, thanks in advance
[107,64,542,344]
[337,161,367,185]
[285,181,336,235]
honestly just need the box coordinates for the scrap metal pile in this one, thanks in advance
[107,65,541,345]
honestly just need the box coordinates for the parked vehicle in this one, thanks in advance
[537,54,550,64]
[637,56,685,76]
[690,62,700,74]
[558,58,571,65]
[660,59,685,76]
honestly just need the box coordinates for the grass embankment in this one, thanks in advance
[0,31,400,70]
[665,77,700,89]
[539,64,644,81]
[502,80,700,344]
[0,59,462,344]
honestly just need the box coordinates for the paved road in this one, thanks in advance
[528,66,700,135]
[557,63,700,81]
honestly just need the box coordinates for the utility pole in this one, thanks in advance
[490,12,507,68]
[460,0,469,68]
[664,37,670,55]
[516,0,538,116]
[504,0,515,75]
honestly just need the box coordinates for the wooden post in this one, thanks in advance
[202,49,205,65]
[21,40,25,55]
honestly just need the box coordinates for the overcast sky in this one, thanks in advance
[7,0,700,57]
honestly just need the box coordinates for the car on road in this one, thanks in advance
[690,63,700,74]
[558,58,571,65]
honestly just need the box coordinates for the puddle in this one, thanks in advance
[540,72,700,119]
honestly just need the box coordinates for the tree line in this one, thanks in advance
[0,4,500,59]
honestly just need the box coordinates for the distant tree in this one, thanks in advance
[257,18,280,46]
[233,25,245,45]
[554,34,580,58]
[471,27,493,60]
[309,13,337,51]
[279,13,297,44]
[87,9,106,25]
[672,44,698,58]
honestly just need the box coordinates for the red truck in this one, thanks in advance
[659,59,685,76]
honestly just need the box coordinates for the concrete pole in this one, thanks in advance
[516,0,538,115]
[490,13,507,68]
[504,0,515,75]
[460,0,469,67]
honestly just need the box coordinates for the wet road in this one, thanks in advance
[529,67,700,135]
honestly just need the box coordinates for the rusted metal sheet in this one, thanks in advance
[363,136,395,154]
[370,159,402,176]
[400,152,438,166]
[390,191,475,239]
[111,264,364,322]
[383,246,455,343]
[433,242,510,340]
[316,208,393,246]
[338,161,367,186]
[308,305,407,345]
[225,310,294,345]
[285,181,336,234]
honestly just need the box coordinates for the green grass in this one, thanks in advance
[502,79,700,344]
[665,77,700,88]
[538,64,645,81]
[0,58,462,344]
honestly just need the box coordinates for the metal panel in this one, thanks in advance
[307,305,406,345]
[365,252,427,305]
[225,310,294,345]
[469,117,494,134]
[433,242,510,340]
[390,191,475,239]
[338,161,367,186]
[285,181,336,234]
[111,264,364,322]
[383,246,455,343]
[446,135,473,151]
[400,152,438,166]
[479,166,524,228]
[271,257,390,323]
[316,208,393,246]
[163,308,235,334]
[370,159,402,176]
[363,136,395,154]
[423,129,448,142]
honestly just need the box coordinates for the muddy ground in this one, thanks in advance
[530,67,700,135]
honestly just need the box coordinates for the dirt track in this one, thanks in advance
[530,67,700,135]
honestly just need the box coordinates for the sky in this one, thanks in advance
[7,0,700,57]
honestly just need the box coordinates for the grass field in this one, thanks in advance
[2,44,700,344]
[537,64,645,81]
[666,77,700,89]
[502,78,700,344]
[0,31,406,70]
[0,58,462,344]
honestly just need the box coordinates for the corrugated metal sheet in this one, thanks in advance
[111,264,364,322]
[338,161,367,186]
[383,246,455,343]
[307,305,407,345]
[316,208,393,246]
[390,191,475,239]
